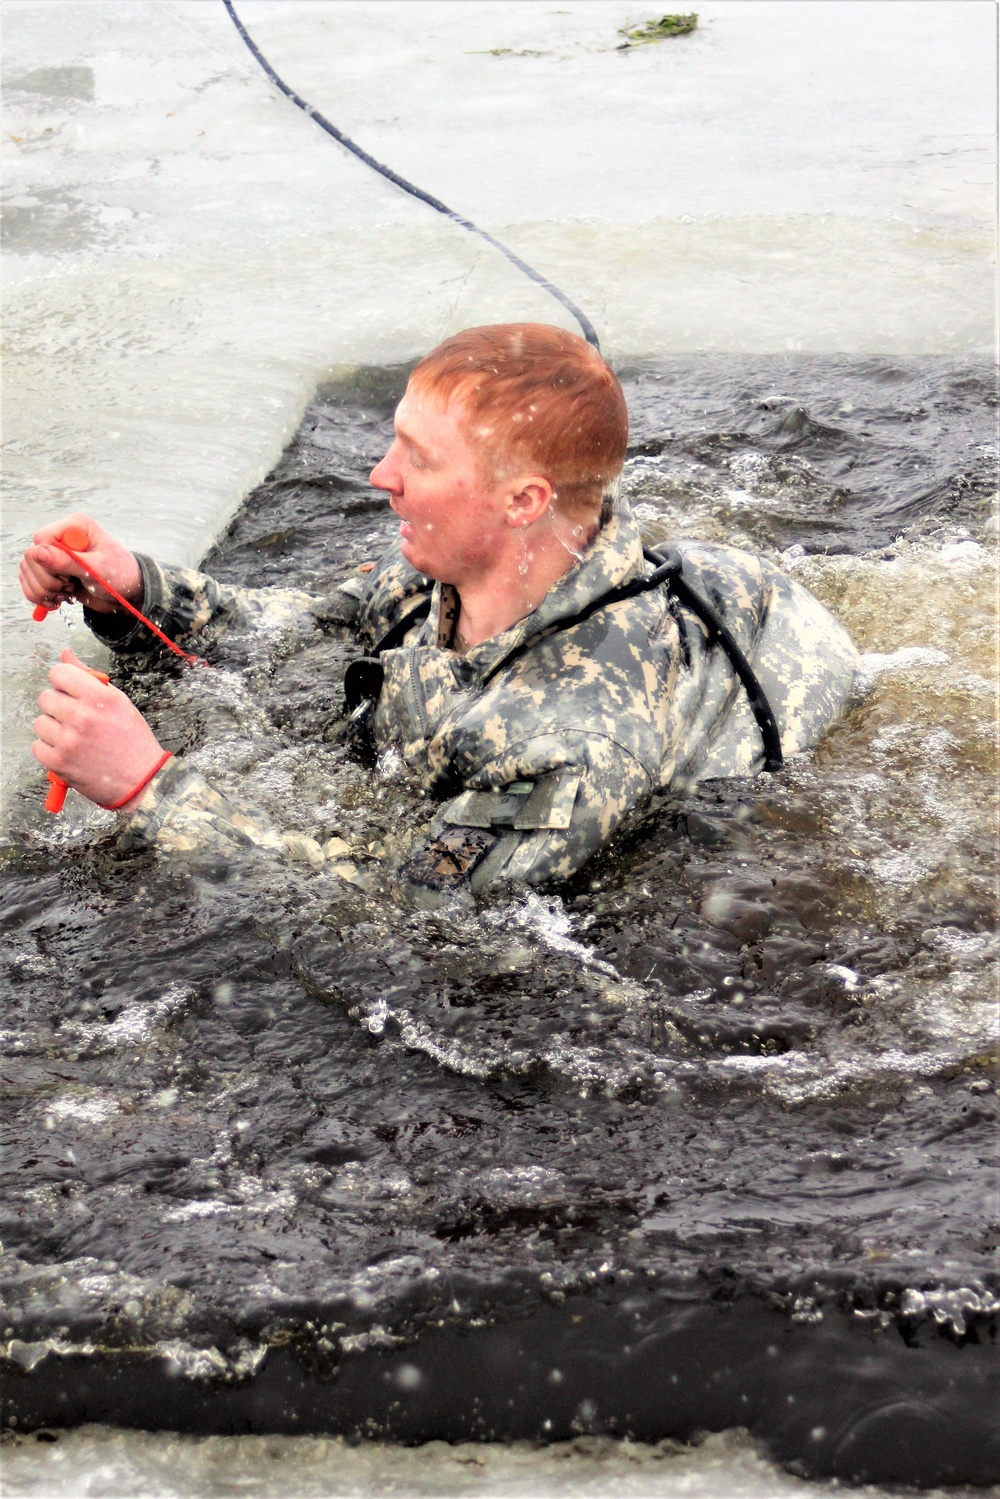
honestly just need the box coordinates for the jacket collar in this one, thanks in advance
[424,500,647,680]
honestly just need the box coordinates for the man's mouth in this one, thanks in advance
[389,499,413,539]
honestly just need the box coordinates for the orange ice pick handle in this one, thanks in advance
[44,774,70,814]
[32,528,92,620]
[43,664,110,815]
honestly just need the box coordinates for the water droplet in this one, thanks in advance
[395,1363,423,1390]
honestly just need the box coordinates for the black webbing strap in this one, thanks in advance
[373,597,433,656]
[479,548,680,686]
[343,596,432,712]
[651,551,784,772]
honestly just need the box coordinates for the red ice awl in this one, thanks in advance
[43,775,71,815]
[32,526,190,813]
[42,662,174,815]
[31,527,206,669]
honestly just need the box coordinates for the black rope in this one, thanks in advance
[222,0,600,350]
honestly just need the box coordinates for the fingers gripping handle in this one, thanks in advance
[42,664,110,816]
[32,527,192,815]
[32,527,90,620]
[32,529,206,669]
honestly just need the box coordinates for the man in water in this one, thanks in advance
[21,324,859,899]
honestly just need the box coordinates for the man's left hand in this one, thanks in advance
[33,649,167,813]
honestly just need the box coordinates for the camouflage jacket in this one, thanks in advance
[87,503,859,897]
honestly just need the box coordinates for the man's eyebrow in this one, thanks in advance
[394,420,433,460]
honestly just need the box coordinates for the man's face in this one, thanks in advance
[369,387,510,583]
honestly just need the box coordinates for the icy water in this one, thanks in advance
[2,358,998,1493]
[2,2,997,1496]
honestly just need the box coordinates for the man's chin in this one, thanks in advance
[399,538,443,581]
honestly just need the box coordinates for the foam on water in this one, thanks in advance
[7,1425,993,1499]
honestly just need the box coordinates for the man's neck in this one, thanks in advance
[454,513,599,650]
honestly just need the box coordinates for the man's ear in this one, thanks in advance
[505,476,554,528]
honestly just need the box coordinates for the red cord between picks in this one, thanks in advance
[33,532,191,815]
[100,750,174,811]
[46,750,174,817]
[34,533,208,670]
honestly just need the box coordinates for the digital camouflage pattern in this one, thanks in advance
[89,503,860,898]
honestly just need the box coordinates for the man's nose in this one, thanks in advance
[370,449,401,493]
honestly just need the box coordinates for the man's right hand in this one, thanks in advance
[19,513,143,616]
[33,648,167,813]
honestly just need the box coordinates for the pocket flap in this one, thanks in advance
[442,787,528,829]
[443,771,580,832]
[513,770,581,830]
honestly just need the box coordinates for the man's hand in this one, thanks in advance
[33,649,167,813]
[19,513,143,616]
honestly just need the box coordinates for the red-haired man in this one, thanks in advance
[21,325,859,900]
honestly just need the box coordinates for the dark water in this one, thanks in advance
[2,358,997,1484]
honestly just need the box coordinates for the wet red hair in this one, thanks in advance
[408,324,628,516]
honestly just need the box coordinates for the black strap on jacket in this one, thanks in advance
[646,550,783,772]
[343,597,432,715]
[342,550,783,771]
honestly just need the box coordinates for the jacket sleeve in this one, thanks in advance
[119,733,650,903]
[120,758,368,886]
[398,732,653,899]
[85,552,366,655]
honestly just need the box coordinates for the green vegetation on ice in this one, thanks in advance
[619,13,699,46]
